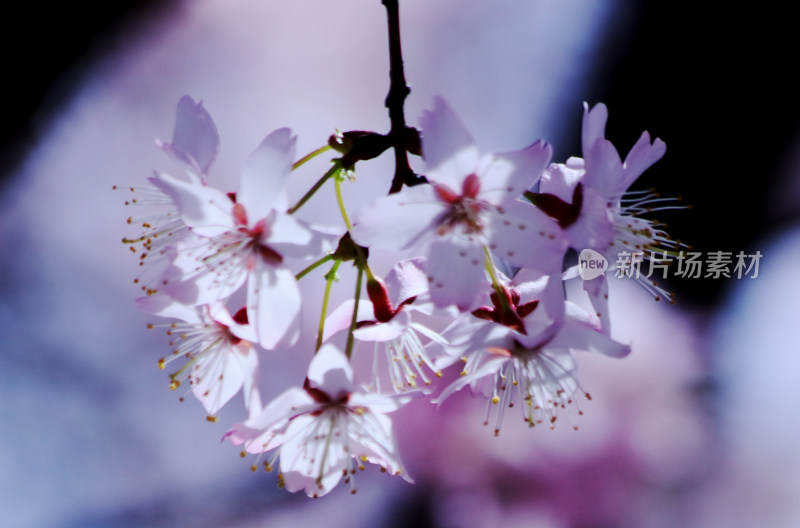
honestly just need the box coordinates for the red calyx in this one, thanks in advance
[472,287,539,334]
[526,183,583,229]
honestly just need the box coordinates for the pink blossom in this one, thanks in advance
[536,102,677,331]
[226,345,411,496]
[325,258,447,392]
[150,128,313,349]
[350,97,566,312]
[138,298,260,417]
[434,268,630,435]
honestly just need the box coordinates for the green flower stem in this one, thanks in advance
[344,264,364,360]
[334,175,353,230]
[287,163,341,215]
[295,253,335,281]
[292,144,332,171]
[316,259,342,352]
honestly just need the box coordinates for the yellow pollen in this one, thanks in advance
[169,380,180,390]
[158,358,165,370]
[239,450,246,458]
[250,465,257,472]
[460,370,467,376]
[206,415,218,423]
[360,455,368,462]
[435,371,443,378]
[491,396,500,404]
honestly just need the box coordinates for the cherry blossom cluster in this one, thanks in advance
[121,93,679,497]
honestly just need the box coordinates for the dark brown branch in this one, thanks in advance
[382,0,423,193]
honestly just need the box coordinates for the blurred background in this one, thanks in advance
[1,1,798,527]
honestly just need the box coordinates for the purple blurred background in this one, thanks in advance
[1,2,798,527]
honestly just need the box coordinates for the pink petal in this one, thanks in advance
[420,97,480,190]
[552,317,631,358]
[581,102,608,155]
[158,95,219,179]
[384,258,429,306]
[427,236,486,311]
[582,273,611,335]
[583,138,623,197]
[540,160,584,203]
[564,185,615,251]
[620,131,667,191]
[322,299,375,342]
[489,202,567,275]
[239,128,296,220]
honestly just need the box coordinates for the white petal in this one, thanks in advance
[307,344,354,398]
[434,355,509,405]
[353,311,409,342]
[348,410,412,482]
[264,210,312,249]
[349,184,441,251]
[550,316,631,358]
[150,171,234,236]
[248,264,301,349]
[243,387,314,432]
[135,295,200,323]
[280,412,348,496]
[191,342,247,415]
[481,140,552,206]
[420,97,480,190]
[239,128,296,220]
